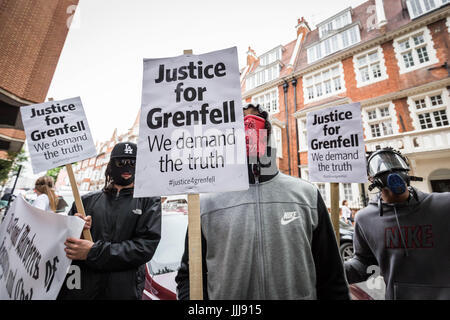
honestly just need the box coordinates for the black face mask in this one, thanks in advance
[110,159,136,186]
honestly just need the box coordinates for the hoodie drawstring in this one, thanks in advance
[393,206,409,257]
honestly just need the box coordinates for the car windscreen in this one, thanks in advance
[148,212,188,275]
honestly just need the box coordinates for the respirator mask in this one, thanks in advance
[244,114,267,158]
[367,148,422,194]
[243,103,269,158]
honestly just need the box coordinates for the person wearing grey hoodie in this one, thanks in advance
[175,103,349,300]
[345,148,450,300]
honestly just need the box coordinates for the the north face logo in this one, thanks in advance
[124,144,133,154]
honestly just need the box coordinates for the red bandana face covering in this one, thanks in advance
[244,115,267,157]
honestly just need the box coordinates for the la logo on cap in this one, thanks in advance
[124,143,133,154]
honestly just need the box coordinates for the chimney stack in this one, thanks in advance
[295,17,310,40]
[246,46,258,66]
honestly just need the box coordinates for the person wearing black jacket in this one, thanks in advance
[57,142,161,300]
[175,104,349,300]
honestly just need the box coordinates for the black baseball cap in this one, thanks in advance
[110,142,137,159]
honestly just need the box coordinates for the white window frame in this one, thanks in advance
[393,27,438,74]
[342,183,354,202]
[303,62,346,103]
[406,0,448,20]
[252,88,279,114]
[362,102,399,139]
[307,24,361,63]
[272,125,283,158]
[407,89,450,130]
[260,47,282,66]
[353,46,388,87]
[318,9,352,38]
[301,167,309,181]
[297,117,308,151]
[316,183,328,204]
[246,64,280,91]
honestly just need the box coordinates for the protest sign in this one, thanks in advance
[0,195,84,300]
[20,97,97,174]
[307,102,368,183]
[134,47,249,197]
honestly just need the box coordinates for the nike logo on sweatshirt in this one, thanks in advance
[281,211,300,225]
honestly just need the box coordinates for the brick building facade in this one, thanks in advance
[0,0,79,159]
[241,0,450,208]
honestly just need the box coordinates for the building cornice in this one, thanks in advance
[269,116,286,128]
[0,87,36,106]
[293,97,351,118]
[359,77,450,107]
[293,77,450,118]
[0,132,25,143]
[292,77,450,117]
[364,125,450,144]
[242,78,284,98]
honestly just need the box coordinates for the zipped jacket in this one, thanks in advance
[57,187,161,300]
[176,166,349,300]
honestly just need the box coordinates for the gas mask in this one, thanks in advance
[367,148,422,194]
[244,114,267,158]
[110,158,136,186]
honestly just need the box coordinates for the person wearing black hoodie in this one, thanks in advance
[175,104,349,300]
[345,148,450,299]
[57,142,161,300]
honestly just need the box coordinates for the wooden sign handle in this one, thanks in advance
[65,163,93,241]
[187,193,203,300]
[330,182,340,243]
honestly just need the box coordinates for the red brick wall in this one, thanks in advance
[280,19,450,173]
[343,21,449,104]
[393,98,415,133]
[273,82,302,177]
[0,0,79,103]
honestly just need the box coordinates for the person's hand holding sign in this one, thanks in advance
[64,238,94,260]
[74,212,92,230]
[65,213,93,260]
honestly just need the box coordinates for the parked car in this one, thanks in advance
[162,195,188,214]
[142,209,187,300]
[339,220,355,262]
[143,209,369,300]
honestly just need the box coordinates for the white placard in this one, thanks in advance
[134,47,249,197]
[307,102,368,183]
[21,97,97,173]
[0,195,84,300]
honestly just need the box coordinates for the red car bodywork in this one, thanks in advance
[142,265,373,300]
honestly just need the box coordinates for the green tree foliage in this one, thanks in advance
[0,148,28,185]
[47,166,64,181]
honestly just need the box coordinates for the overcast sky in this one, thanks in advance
[47,0,367,144]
